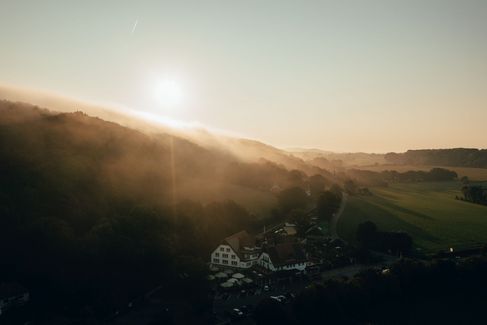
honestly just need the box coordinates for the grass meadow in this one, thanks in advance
[337,181,487,254]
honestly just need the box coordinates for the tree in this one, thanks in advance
[356,221,377,245]
[277,187,308,214]
[344,179,357,195]
[317,190,341,221]
[308,174,326,197]
[288,208,310,235]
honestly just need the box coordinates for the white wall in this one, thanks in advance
[258,252,307,271]
[210,244,260,269]
[211,244,241,267]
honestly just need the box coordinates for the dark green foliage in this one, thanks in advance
[462,185,487,205]
[278,187,308,214]
[307,174,326,197]
[356,221,377,243]
[348,167,458,186]
[344,179,357,194]
[256,257,487,324]
[316,190,342,221]
[356,221,412,254]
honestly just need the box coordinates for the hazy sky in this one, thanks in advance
[1,0,486,152]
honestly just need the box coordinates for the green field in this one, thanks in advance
[337,181,487,254]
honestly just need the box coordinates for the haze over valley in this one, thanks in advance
[1,1,487,324]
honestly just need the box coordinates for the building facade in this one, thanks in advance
[211,230,308,272]
[210,231,261,269]
[258,243,307,272]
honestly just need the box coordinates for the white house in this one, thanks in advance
[210,231,261,269]
[0,283,29,316]
[258,242,307,272]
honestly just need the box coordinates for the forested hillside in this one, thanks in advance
[385,149,487,168]
[0,100,335,322]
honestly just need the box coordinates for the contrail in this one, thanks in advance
[131,18,138,35]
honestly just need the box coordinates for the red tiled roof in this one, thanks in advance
[266,243,306,267]
[223,231,256,259]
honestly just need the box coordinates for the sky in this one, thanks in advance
[1,0,486,152]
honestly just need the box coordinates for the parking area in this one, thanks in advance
[211,268,314,324]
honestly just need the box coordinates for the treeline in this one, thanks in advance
[385,148,487,168]
[348,167,458,186]
[356,221,413,255]
[254,256,487,324]
[223,161,333,193]
[461,185,487,205]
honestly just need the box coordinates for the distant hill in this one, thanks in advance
[385,149,487,169]
[0,100,336,218]
[289,147,487,170]
[288,148,387,167]
[0,85,329,177]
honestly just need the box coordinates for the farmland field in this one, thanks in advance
[337,181,487,254]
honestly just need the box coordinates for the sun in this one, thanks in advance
[154,79,184,108]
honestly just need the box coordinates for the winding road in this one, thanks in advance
[330,192,348,239]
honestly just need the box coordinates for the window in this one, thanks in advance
[215,253,219,257]
[220,247,224,251]
[231,261,237,265]
[231,255,236,259]
[226,248,230,252]
[222,253,228,258]
[222,260,228,264]
[213,258,219,263]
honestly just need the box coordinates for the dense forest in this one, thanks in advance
[0,101,337,323]
[254,256,487,324]
[385,149,487,168]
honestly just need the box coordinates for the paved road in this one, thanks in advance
[330,192,348,239]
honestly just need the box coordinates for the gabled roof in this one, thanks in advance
[265,243,307,267]
[223,231,257,259]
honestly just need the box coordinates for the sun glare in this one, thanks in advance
[154,79,184,108]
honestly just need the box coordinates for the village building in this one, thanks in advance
[210,231,262,269]
[211,227,310,272]
[258,242,307,272]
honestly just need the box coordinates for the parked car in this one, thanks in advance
[270,295,285,303]
[228,308,244,320]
